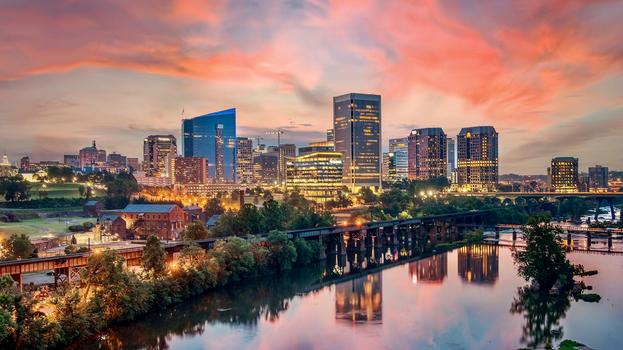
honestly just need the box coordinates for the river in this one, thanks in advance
[78,234,623,350]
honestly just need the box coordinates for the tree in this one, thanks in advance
[142,236,166,278]
[267,231,297,272]
[103,172,139,209]
[512,215,575,290]
[1,234,36,260]
[293,238,314,266]
[260,199,286,232]
[204,198,224,217]
[0,176,30,202]
[238,204,263,235]
[182,221,209,241]
[359,187,378,204]
[209,237,256,282]
[178,242,207,270]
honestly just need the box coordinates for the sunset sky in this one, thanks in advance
[1,0,622,174]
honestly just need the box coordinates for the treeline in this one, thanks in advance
[0,231,322,349]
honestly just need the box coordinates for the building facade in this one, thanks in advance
[182,109,236,182]
[382,152,397,183]
[79,141,99,169]
[107,152,127,168]
[389,137,408,181]
[115,204,186,240]
[408,128,447,180]
[588,165,609,192]
[333,93,381,191]
[63,155,80,169]
[236,137,254,184]
[550,157,579,193]
[143,135,177,177]
[279,143,296,185]
[252,152,278,185]
[447,138,456,181]
[455,126,498,192]
[285,151,343,203]
[171,157,207,184]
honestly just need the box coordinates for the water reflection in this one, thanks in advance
[409,253,447,284]
[458,244,499,284]
[335,273,382,324]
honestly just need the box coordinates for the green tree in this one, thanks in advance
[267,231,297,272]
[260,199,286,231]
[0,176,30,202]
[204,197,225,217]
[512,216,575,290]
[142,236,166,278]
[178,241,207,270]
[104,172,139,209]
[1,234,36,260]
[238,204,263,235]
[182,221,210,241]
[210,237,256,282]
[359,187,378,204]
[293,238,314,266]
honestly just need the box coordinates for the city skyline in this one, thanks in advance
[1,1,623,174]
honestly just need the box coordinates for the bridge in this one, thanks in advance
[449,191,622,220]
[0,210,492,289]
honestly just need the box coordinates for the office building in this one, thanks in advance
[286,151,343,203]
[455,126,498,192]
[171,157,207,184]
[107,152,127,168]
[97,149,107,163]
[63,155,79,169]
[326,128,335,143]
[127,158,139,172]
[389,137,408,180]
[382,152,397,183]
[143,135,177,177]
[588,165,609,192]
[79,141,100,169]
[253,152,279,185]
[447,138,456,181]
[20,156,30,171]
[182,108,236,182]
[333,93,381,191]
[550,157,579,193]
[236,137,253,184]
[279,143,296,184]
[408,128,447,180]
[299,141,334,156]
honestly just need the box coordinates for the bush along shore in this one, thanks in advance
[0,226,487,349]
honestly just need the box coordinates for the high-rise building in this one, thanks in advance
[326,128,335,143]
[279,143,296,184]
[63,154,80,169]
[79,141,99,169]
[588,165,609,192]
[127,158,139,172]
[299,141,334,156]
[107,152,127,168]
[253,152,278,185]
[97,149,107,163]
[286,151,343,203]
[389,137,408,181]
[333,93,381,191]
[143,135,177,177]
[171,157,207,184]
[20,156,30,171]
[447,138,456,181]
[550,157,579,193]
[408,128,447,180]
[456,126,498,192]
[382,152,397,183]
[236,137,253,184]
[182,109,236,182]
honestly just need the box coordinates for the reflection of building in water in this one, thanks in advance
[458,245,499,284]
[409,253,448,284]
[335,272,382,324]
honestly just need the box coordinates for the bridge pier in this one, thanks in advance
[337,235,347,256]
[587,232,592,247]
[317,236,327,260]
[609,198,616,222]
[594,199,602,221]
[567,233,572,247]
[495,227,500,240]
[512,228,517,241]
[608,233,613,250]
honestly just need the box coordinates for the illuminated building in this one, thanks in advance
[382,152,397,183]
[20,156,30,171]
[455,126,498,192]
[326,128,334,142]
[298,141,334,156]
[63,154,79,169]
[114,204,186,240]
[0,154,17,177]
[550,157,579,193]
[457,245,499,284]
[447,138,456,181]
[174,183,244,197]
[79,140,99,169]
[285,151,343,203]
[236,137,253,184]
[253,152,278,185]
[389,137,408,180]
[97,149,107,163]
[588,165,609,192]
[408,128,447,180]
[279,143,296,184]
[107,152,127,168]
[143,135,177,177]
[182,108,236,182]
[134,172,172,187]
[409,253,447,284]
[127,158,139,172]
[333,93,381,191]
[335,272,382,324]
[171,157,207,184]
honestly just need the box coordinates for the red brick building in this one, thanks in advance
[116,204,187,240]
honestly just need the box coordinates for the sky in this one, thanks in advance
[1,0,622,174]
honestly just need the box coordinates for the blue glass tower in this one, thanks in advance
[182,108,237,182]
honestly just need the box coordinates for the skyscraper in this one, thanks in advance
[447,138,456,181]
[550,157,579,193]
[326,128,335,143]
[279,143,296,184]
[588,165,609,192]
[389,137,408,181]
[171,157,207,184]
[333,93,381,191]
[143,135,177,177]
[285,151,343,203]
[63,154,80,169]
[456,126,498,192]
[182,109,236,183]
[382,152,397,183]
[236,137,253,184]
[79,141,99,169]
[408,128,447,180]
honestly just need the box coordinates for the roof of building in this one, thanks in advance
[100,214,121,222]
[206,214,221,226]
[183,205,202,211]
[85,200,100,206]
[458,126,497,135]
[121,204,179,213]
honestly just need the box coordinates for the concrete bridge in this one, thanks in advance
[0,210,493,289]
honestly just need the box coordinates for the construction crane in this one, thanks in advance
[266,128,287,187]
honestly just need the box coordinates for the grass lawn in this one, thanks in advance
[0,216,96,240]
[28,183,106,199]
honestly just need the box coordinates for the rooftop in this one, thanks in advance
[121,204,179,213]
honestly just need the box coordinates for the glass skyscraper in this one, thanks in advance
[182,108,237,183]
[389,137,408,180]
[333,93,381,191]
